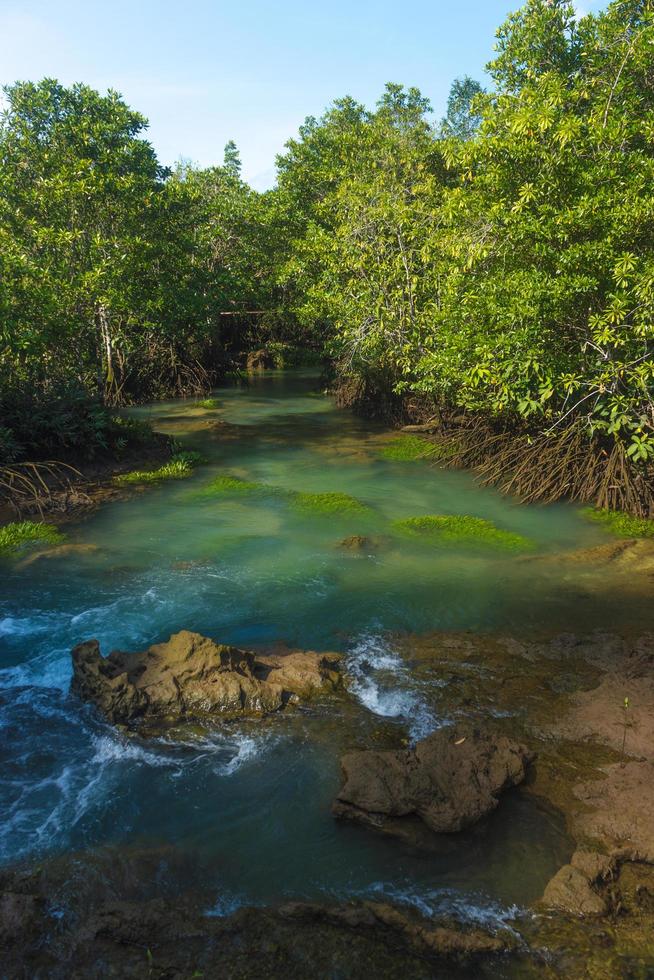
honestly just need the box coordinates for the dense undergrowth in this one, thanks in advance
[2,0,653,513]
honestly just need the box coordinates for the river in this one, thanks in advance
[0,370,643,930]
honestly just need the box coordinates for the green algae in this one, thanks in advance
[378,434,457,462]
[291,491,371,516]
[199,475,270,495]
[0,520,65,556]
[114,451,206,485]
[582,507,654,538]
[196,398,221,409]
[392,514,533,550]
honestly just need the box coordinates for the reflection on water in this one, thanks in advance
[0,370,641,921]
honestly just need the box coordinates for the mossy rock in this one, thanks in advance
[582,508,654,539]
[378,435,456,462]
[0,521,65,556]
[114,452,206,485]
[198,475,272,496]
[392,514,533,550]
[291,491,371,516]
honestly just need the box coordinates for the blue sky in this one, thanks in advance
[0,0,604,189]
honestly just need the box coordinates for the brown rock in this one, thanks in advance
[541,864,608,916]
[333,726,533,837]
[71,630,341,727]
[573,761,654,860]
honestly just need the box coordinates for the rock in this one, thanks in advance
[16,542,99,569]
[0,891,42,944]
[278,900,513,958]
[337,534,385,553]
[333,726,533,838]
[572,761,654,860]
[556,675,654,761]
[0,848,517,979]
[246,349,274,371]
[541,864,608,916]
[338,534,372,551]
[71,629,341,726]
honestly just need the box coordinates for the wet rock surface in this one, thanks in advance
[0,848,517,980]
[333,726,533,838]
[71,629,342,726]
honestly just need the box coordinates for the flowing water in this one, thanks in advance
[0,371,645,927]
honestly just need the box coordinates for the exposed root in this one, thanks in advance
[439,419,654,517]
[0,461,83,517]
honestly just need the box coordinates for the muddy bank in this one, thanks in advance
[0,435,172,526]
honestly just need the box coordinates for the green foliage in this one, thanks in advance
[0,386,158,463]
[0,521,65,556]
[0,78,292,450]
[291,491,371,515]
[114,451,205,485]
[440,76,485,139]
[265,342,323,369]
[223,139,242,177]
[392,514,533,549]
[275,0,654,498]
[4,2,654,514]
[583,508,654,538]
[378,435,456,461]
[0,427,23,465]
[171,450,208,467]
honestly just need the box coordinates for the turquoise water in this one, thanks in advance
[0,371,637,924]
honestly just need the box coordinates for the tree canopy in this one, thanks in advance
[1,0,653,511]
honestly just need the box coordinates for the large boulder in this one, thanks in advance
[71,630,341,726]
[333,726,533,838]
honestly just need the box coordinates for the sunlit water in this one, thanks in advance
[0,371,644,926]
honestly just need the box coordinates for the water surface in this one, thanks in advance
[0,371,640,924]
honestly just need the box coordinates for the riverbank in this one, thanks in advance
[333,375,654,519]
[0,433,174,528]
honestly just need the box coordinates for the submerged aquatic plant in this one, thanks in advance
[583,508,654,539]
[114,452,206,485]
[291,491,370,515]
[392,514,532,550]
[199,475,270,495]
[0,520,65,555]
[197,398,221,409]
[378,435,456,462]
